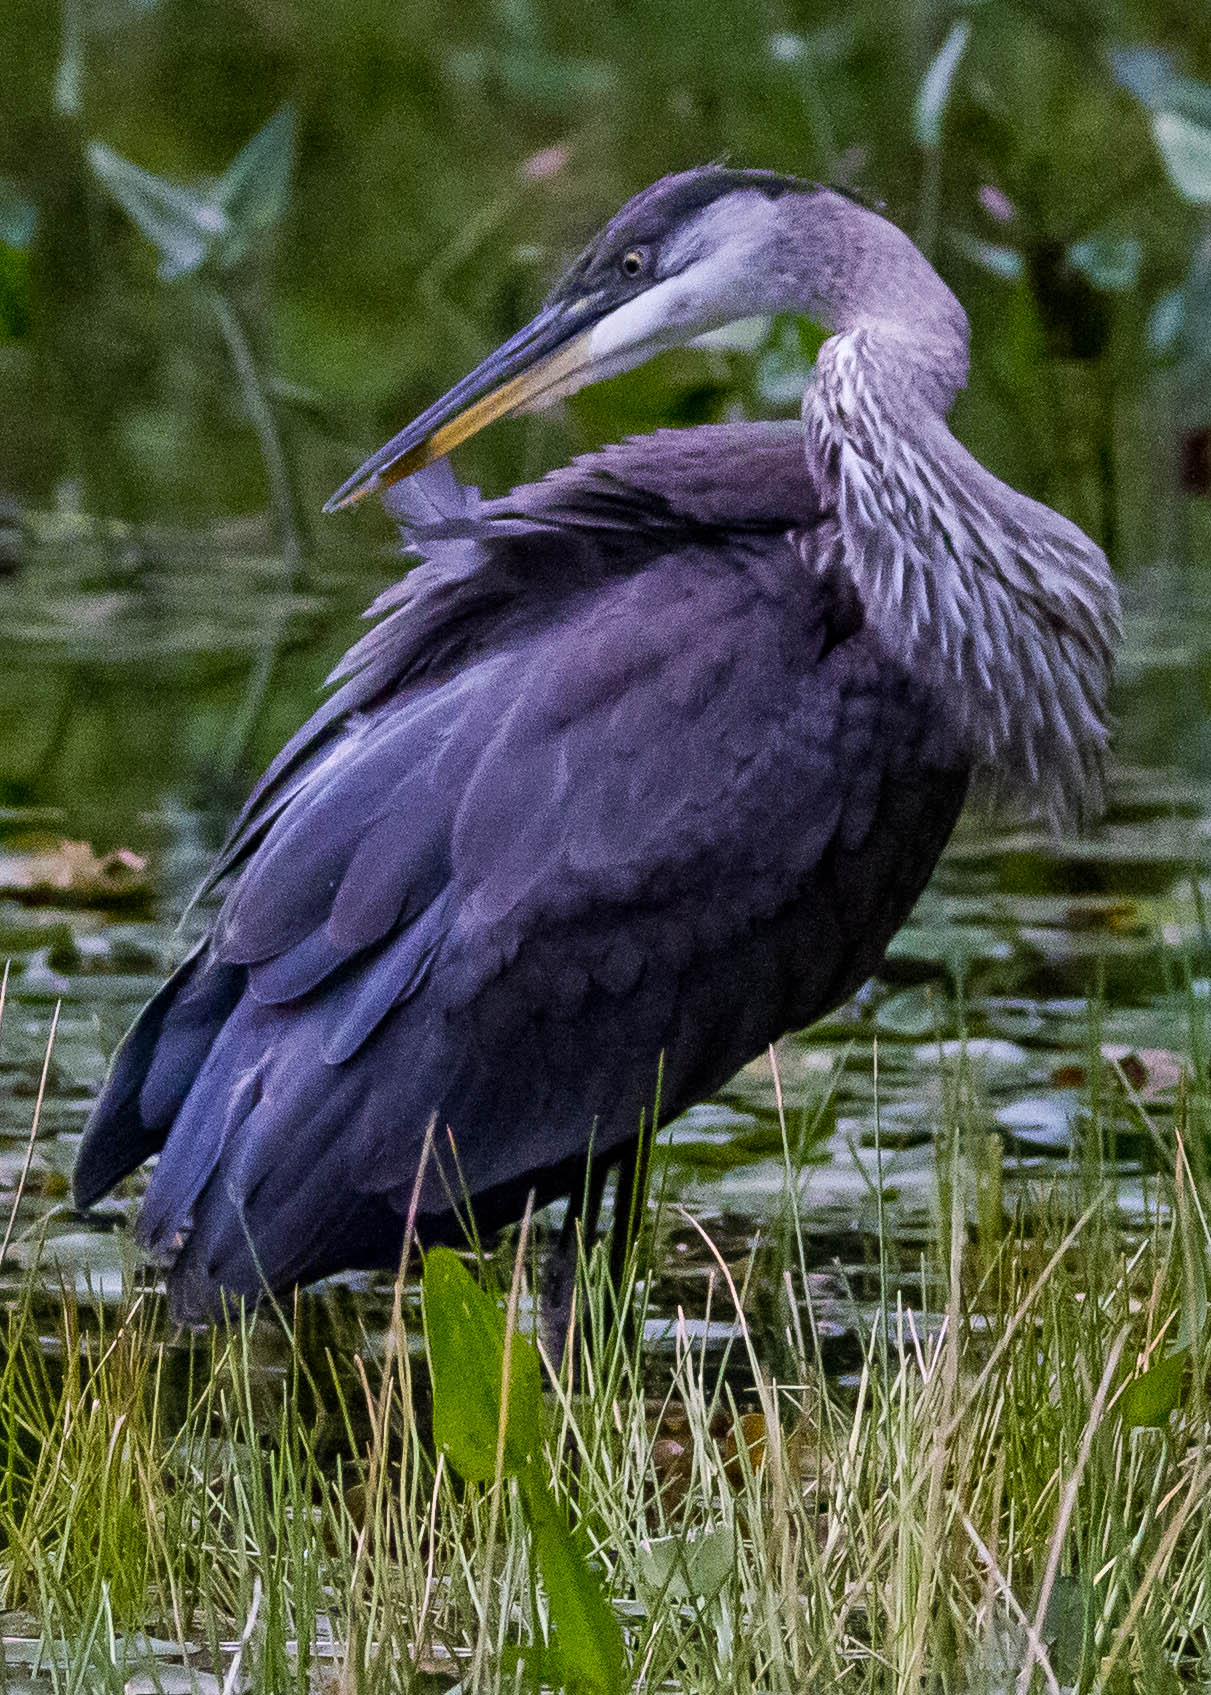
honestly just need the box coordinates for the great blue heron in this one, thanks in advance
[73,167,1119,1322]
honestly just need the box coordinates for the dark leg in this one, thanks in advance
[541,1133,650,1368]
[607,1133,649,1295]
[541,1152,610,1367]
[607,1133,650,1359]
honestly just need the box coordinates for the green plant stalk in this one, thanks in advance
[205,284,306,776]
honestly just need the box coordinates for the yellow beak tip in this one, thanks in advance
[324,328,594,517]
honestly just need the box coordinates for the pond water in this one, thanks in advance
[1,510,1209,1371]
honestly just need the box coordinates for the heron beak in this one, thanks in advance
[323,298,602,513]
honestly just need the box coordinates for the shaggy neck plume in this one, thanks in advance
[803,325,1119,826]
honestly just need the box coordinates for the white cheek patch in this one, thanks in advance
[517,267,734,413]
[521,213,781,412]
[688,315,771,352]
[586,273,706,365]
[585,213,781,375]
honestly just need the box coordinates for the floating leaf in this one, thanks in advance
[914,20,971,150]
[118,1667,222,1694]
[873,985,945,1039]
[0,840,149,908]
[994,1096,1075,1152]
[1120,1347,1187,1428]
[421,1246,543,1482]
[1102,1044,1185,1100]
[1153,111,1211,205]
[913,1036,1030,1075]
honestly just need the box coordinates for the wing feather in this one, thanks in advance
[323,893,452,1065]
[76,445,972,1319]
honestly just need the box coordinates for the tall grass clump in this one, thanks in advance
[1,1047,1210,1693]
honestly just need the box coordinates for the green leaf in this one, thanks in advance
[1120,1347,1187,1428]
[500,1640,565,1687]
[637,1527,735,1603]
[520,1471,624,1695]
[754,315,827,405]
[1068,235,1142,294]
[89,112,293,283]
[873,985,945,1039]
[421,1246,543,1482]
[949,231,1024,281]
[1147,288,1184,357]
[0,178,36,250]
[215,105,295,267]
[447,47,615,110]
[88,142,225,281]
[914,20,971,150]
[1111,47,1211,127]
[1174,1272,1208,1352]
[1153,111,1211,205]
[423,1250,624,1691]
[1042,1573,1089,1686]
[685,1525,736,1600]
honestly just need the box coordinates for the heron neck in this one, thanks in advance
[804,327,1119,826]
[794,191,971,415]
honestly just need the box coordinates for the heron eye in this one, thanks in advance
[620,248,647,278]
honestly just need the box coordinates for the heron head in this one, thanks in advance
[324,167,848,512]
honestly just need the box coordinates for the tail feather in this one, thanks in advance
[73,946,244,1210]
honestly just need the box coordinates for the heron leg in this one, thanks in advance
[608,1132,650,1295]
[541,1133,650,1368]
[541,1152,610,1367]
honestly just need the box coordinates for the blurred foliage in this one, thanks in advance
[88,104,296,282]
[1,0,1210,560]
